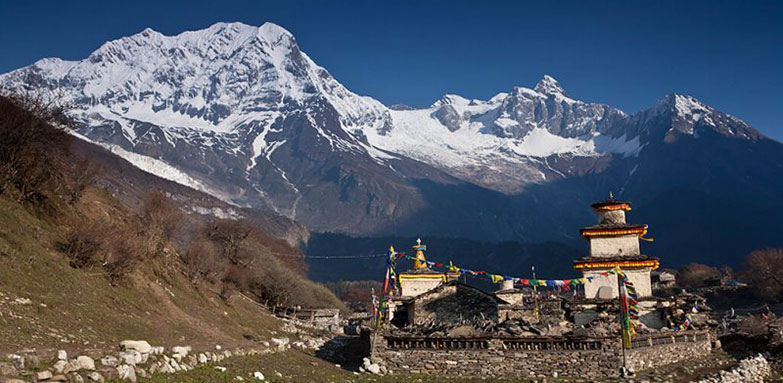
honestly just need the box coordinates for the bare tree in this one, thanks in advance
[208,220,253,266]
[0,92,77,205]
[141,190,182,254]
[742,248,783,301]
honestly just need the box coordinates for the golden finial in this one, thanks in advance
[413,238,427,269]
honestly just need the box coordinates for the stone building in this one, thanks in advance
[405,281,505,327]
[573,194,659,299]
[366,200,716,379]
[493,279,525,305]
[397,239,459,298]
[390,239,460,327]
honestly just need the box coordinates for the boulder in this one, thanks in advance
[69,374,84,383]
[63,360,81,374]
[119,351,141,366]
[57,350,68,361]
[48,374,67,381]
[158,363,177,374]
[100,356,119,367]
[367,363,381,374]
[53,360,68,373]
[7,354,24,369]
[0,361,18,376]
[169,359,181,372]
[87,372,104,383]
[171,346,191,357]
[36,370,53,381]
[253,371,265,380]
[270,338,289,351]
[150,346,165,355]
[5,379,27,383]
[198,353,208,364]
[76,356,96,371]
[158,361,175,374]
[116,364,136,383]
[119,341,151,354]
[101,355,120,367]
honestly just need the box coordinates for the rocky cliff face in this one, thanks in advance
[2,22,782,265]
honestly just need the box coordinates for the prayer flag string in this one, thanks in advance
[400,254,617,287]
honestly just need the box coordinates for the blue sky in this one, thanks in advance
[1,0,781,139]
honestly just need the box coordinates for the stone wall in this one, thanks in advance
[369,331,712,379]
[695,354,770,383]
[625,332,712,371]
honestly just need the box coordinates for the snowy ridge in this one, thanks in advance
[643,93,760,140]
[0,21,764,209]
[362,75,641,181]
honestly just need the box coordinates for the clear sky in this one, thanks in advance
[1,0,781,139]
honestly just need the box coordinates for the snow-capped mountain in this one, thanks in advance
[0,21,643,218]
[1,22,398,219]
[362,75,642,191]
[2,22,783,266]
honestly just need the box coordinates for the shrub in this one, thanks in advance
[182,235,226,283]
[676,263,721,289]
[185,219,343,310]
[57,220,109,268]
[324,280,380,311]
[58,216,153,284]
[0,93,97,208]
[741,248,783,301]
[141,190,182,254]
[103,233,149,285]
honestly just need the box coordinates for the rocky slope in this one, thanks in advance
[2,22,782,266]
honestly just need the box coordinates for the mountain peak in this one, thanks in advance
[649,93,763,141]
[654,93,711,117]
[534,75,567,96]
[431,94,470,108]
[258,22,294,39]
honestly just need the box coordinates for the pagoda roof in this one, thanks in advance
[580,223,647,238]
[398,267,444,275]
[573,255,660,270]
[591,199,632,211]
[573,254,658,263]
[590,192,632,211]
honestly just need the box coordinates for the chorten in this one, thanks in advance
[573,193,659,299]
[398,239,459,298]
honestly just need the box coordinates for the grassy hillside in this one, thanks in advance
[0,93,343,353]
[0,188,278,351]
